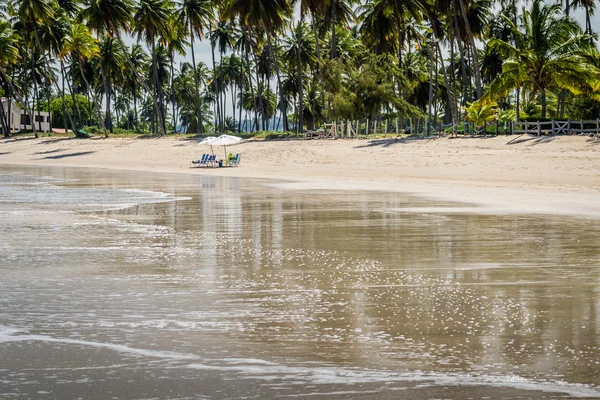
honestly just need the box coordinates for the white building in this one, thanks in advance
[1,98,51,133]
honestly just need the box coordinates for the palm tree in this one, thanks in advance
[177,0,212,134]
[165,20,188,133]
[358,0,399,55]
[210,20,235,133]
[221,54,243,130]
[12,0,56,138]
[0,20,21,137]
[98,37,125,134]
[283,21,316,132]
[134,0,174,136]
[80,0,134,136]
[61,23,103,130]
[326,0,357,60]
[223,0,293,131]
[569,0,595,35]
[485,0,598,118]
[464,100,497,129]
[300,0,329,122]
[124,44,150,131]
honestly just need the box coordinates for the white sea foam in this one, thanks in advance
[185,361,600,398]
[0,327,199,361]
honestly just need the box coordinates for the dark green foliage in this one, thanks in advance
[40,95,93,129]
[324,54,422,121]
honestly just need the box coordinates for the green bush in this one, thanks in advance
[41,95,93,129]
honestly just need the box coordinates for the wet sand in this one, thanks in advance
[2,142,600,399]
[1,135,600,218]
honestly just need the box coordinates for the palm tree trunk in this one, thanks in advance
[99,62,112,136]
[151,41,167,136]
[31,48,43,133]
[219,50,225,133]
[397,22,405,130]
[80,59,105,132]
[516,87,521,121]
[64,63,81,127]
[115,91,121,126]
[427,41,434,136]
[296,23,304,134]
[231,81,236,131]
[189,24,204,134]
[28,42,39,138]
[60,60,72,130]
[250,41,265,131]
[133,83,139,131]
[261,16,288,132]
[238,76,243,132]
[209,29,221,133]
[330,0,337,59]
[242,29,259,132]
[435,41,455,126]
[6,88,12,137]
[457,0,483,99]
[170,56,176,133]
[222,85,227,130]
[452,0,469,106]
[0,99,8,137]
[310,73,316,130]
[585,4,592,35]
[46,75,51,131]
[311,12,326,123]
[541,88,547,119]
[449,19,459,122]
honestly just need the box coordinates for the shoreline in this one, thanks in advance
[1,135,600,218]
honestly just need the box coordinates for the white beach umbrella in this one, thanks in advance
[198,136,218,155]
[201,134,243,160]
[199,136,217,143]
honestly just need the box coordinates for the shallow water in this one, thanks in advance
[1,165,599,399]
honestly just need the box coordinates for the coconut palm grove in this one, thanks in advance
[0,0,599,138]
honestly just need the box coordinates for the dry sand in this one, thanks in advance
[1,134,599,218]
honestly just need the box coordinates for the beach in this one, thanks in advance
[3,138,600,399]
[1,135,600,217]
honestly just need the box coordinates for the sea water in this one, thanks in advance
[1,165,599,399]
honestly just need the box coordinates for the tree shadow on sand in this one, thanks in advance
[32,149,66,155]
[353,136,442,148]
[40,151,95,159]
[506,134,558,145]
[38,137,77,144]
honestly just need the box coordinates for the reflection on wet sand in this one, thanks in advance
[0,165,599,399]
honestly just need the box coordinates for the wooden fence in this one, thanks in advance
[510,120,600,136]
[301,119,600,139]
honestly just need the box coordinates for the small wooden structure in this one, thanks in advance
[511,120,600,136]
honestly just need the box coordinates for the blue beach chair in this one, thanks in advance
[191,154,209,168]
[229,154,241,167]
